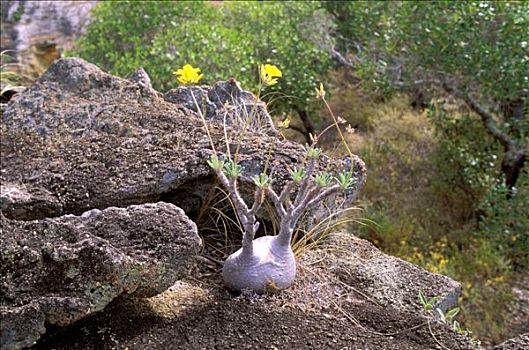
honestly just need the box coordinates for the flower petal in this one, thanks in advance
[264,64,282,77]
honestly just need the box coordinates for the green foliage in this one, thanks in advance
[73,2,206,77]
[325,1,529,102]
[73,1,330,119]
[314,172,333,187]
[251,173,273,188]
[350,92,524,343]
[207,154,225,171]
[305,145,323,159]
[324,2,529,198]
[477,178,529,269]
[419,290,471,338]
[429,101,529,270]
[336,171,355,190]
[289,166,305,183]
[429,102,501,206]
[418,290,441,311]
[223,159,242,179]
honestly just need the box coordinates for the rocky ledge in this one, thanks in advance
[0,203,201,349]
[1,58,473,349]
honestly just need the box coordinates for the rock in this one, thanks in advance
[0,1,97,84]
[493,333,529,350]
[0,57,337,347]
[164,79,278,136]
[0,183,63,221]
[32,233,477,350]
[1,57,309,221]
[321,232,461,314]
[0,202,201,350]
[0,56,469,349]
[128,67,154,90]
[3,1,97,53]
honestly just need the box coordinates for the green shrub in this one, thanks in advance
[477,177,529,269]
[73,1,330,123]
[429,101,529,270]
[428,102,502,219]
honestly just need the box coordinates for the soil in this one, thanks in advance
[32,237,474,350]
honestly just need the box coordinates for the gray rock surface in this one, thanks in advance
[0,57,321,349]
[319,232,461,315]
[493,333,529,350]
[3,1,97,52]
[0,57,307,221]
[164,79,277,135]
[0,202,201,350]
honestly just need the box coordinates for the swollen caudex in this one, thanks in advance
[222,235,296,293]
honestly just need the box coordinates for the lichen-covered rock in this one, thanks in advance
[493,333,529,350]
[320,232,461,314]
[0,57,306,221]
[164,79,277,135]
[0,202,201,350]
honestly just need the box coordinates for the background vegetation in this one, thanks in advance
[71,1,528,345]
[73,1,331,141]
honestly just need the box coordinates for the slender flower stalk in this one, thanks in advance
[318,83,353,158]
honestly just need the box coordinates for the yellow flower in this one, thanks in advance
[173,64,204,85]
[260,64,282,86]
[315,82,325,99]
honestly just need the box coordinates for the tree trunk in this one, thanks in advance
[442,82,527,190]
[500,97,527,190]
[501,146,526,190]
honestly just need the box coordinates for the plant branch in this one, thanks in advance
[278,180,296,207]
[292,185,322,220]
[215,169,257,255]
[441,81,516,149]
[249,188,264,215]
[293,159,317,207]
[330,47,355,68]
[306,184,342,212]
[267,187,287,217]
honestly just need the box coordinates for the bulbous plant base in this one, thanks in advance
[222,235,296,293]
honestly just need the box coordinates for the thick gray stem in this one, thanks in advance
[276,215,294,247]
[291,185,321,220]
[278,180,296,208]
[267,187,286,217]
